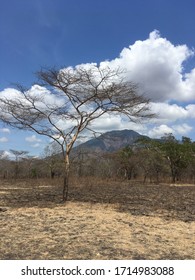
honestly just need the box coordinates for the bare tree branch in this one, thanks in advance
[0,65,155,201]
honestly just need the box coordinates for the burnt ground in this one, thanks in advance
[0,178,194,259]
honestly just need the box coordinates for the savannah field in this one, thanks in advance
[0,177,194,260]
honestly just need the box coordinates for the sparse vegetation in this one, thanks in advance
[0,177,194,259]
[1,131,194,260]
[1,131,195,184]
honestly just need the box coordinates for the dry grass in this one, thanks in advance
[0,178,194,259]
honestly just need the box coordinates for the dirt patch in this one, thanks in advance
[0,179,194,259]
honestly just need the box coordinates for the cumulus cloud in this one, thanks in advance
[25,135,42,148]
[148,124,174,138]
[89,113,146,134]
[148,123,193,138]
[150,102,188,123]
[172,123,193,135]
[25,135,42,143]
[100,30,195,102]
[0,137,8,143]
[0,128,10,133]
[0,88,22,100]
[186,104,195,118]
[26,85,65,108]
[1,30,195,144]
[149,102,195,124]
[0,85,65,114]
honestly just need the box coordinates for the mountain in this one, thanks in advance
[73,129,145,154]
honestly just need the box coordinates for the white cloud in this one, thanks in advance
[0,128,10,133]
[88,113,146,134]
[25,135,43,148]
[0,88,22,99]
[0,137,8,143]
[150,102,188,123]
[89,113,122,132]
[148,123,193,138]
[25,134,42,143]
[1,30,195,143]
[182,69,195,101]
[172,123,193,135]
[27,85,65,108]
[31,143,41,148]
[100,30,195,102]
[148,124,174,138]
[0,85,65,117]
[186,104,195,118]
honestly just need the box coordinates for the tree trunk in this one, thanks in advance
[171,165,177,183]
[62,153,70,202]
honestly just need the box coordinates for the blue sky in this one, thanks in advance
[0,0,195,157]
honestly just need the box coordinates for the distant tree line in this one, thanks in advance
[70,134,195,184]
[1,133,195,184]
[0,146,63,180]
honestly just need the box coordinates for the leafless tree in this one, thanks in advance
[21,155,39,178]
[9,149,29,179]
[9,149,29,161]
[0,150,5,159]
[42,142,62,179]
[0,151,10,179]
[0,65,154,201]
